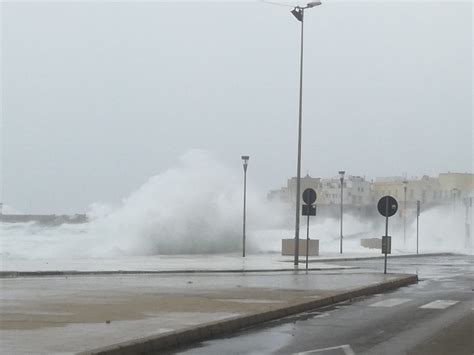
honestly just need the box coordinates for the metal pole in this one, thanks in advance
[465,198,471,248]
[416,200,420,255]
[340,177,343,254]
[403,184,407,246]
[384,197,389,274]
[306,211,309,270]
[242,165,247,257]
[294,9,304,266]
[416,212,419,255]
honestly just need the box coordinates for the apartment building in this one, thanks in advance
[269,172,473,208]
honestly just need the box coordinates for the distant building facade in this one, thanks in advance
[268,175,321,204]
[269,172,473,209]
[318,176,371,207]
[268,174,371,207]
[371,172,473,206]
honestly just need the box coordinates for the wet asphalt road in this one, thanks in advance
[173,255,473,355]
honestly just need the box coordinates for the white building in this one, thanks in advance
[319,176,371,206]
[268,175,371,207]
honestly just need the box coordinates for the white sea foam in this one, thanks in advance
[0,150,287,259]
[1,150,471,259]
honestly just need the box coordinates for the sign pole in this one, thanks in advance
[302,188,317,270]
[384,197,389,274]
[378,195,397,275]
[306,212,310,270]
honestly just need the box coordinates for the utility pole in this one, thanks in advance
[339,171,345,254]
[403,179,408,247]
[241,156,249,257]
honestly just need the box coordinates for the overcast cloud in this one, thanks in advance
[1,0,472,213]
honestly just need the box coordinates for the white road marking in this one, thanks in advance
[314,312,330,318]
[419,300,459,309]
[294,344,355,355]
[369,298,411,307]
[214,298,285,304]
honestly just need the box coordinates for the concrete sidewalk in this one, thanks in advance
[0,269,417,354]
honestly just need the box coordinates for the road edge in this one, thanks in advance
[78,274,418,355]
[0,267,354,278]
[0,252,459,278]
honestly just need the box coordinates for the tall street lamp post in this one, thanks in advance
[339,171,345,254]
[403,179,408,246]
[241,156,249,257]
[290,1,321,266]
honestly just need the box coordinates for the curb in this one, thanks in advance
[77,274,418,355]
[0,267,355,279]
[0,253,457,279]
[291,252,458,263]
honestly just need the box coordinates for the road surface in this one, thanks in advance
[174,255,473,355]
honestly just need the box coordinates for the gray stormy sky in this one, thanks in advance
[1,0,472,214]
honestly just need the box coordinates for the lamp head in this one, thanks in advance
[339,171,345,179]
[291,8,303,21]
[306,1,322,8]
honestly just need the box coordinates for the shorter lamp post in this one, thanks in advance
[241,156,249,257]
[403,179,408,246]
[339,171,345,254]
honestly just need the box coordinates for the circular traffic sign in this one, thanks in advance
[302,188,317,205]
[377,196,398,217]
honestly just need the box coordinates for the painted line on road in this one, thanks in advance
[369,298,411,308]
[294,344,355,355]
[419,300,459,309]
[214,299,286,304]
